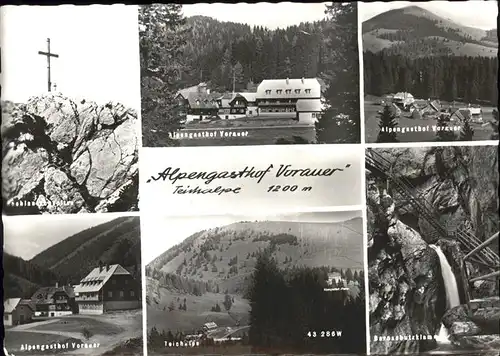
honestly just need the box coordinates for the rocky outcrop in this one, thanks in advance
[442,300,500,350]
[374,146,499,246]
[367,180,445,354]
[2,94,139,214]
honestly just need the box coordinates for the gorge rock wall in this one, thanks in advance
[374,146,499,246]
[2,93,139,214]
[373,146,499,297]
[367,146,499,354]
[367,179,445,355]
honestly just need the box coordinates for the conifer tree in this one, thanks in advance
[315,2,360,144]
[458,116,474,141]
[376,105,399,143]
[436,114,456,142]
[139,4,190,147]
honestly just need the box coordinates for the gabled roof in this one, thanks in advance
[176,83,208,99]
[237,92,256,103]
[31,285,75,305]
[256,78,321,99]
[393,92,414,100]
[4,298,21,313]
[74,264,131,294]
[186,92,220,110]
[450,108,470,122]
[296,98,322,112]
[217,93,236,108]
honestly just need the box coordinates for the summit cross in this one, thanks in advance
[38,38,59,92]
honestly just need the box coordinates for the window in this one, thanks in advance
[305,89,311,94]
[294,89,301,94]
[4,315,8,321]
[108,291,113,298]
[276,89,282,94]
[125,280,128,285]
[265,90,271,95]
[285,89,291,94]
[112,279,116,285]
[120,291,124,297]
[131,290,135,297]
[249,110,252,115]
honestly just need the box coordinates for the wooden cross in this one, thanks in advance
[38,38,59,92]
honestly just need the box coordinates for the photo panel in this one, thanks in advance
[360,1,499,144]
[140,144,363,216]
[142,210,366,355]
[2,213,144,356]
[1,5,141,215]
[139,2,360,147]
[365,144,499,355]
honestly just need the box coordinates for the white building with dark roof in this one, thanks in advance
[74,264,140,315]
[255,78,322,124]
[31,283,75,318]
[4,298,34,326]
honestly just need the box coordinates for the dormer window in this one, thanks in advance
[285,89,291,94]
[305,89,311,94]
[276,89,282,94]
[295,89,301,94]
[265,90,271,95]
[196,100,200,105]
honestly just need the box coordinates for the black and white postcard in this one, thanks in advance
[361,1,499,143]
[139,2,360,147]
[143,211,366,355]
[365,145,499,355]
[2,214,143,355]
[1,5,141,215]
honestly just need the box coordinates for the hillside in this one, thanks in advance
[362,6,497,57]
[147,218,363,295]
[3,252,60,299]
[178,15,333,91]
[30,216,141,284]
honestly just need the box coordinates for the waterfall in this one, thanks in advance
[429,244,460,344]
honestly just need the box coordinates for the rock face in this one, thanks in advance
[367,179,445,354]
[367,146,499,354]
[373,146,498,244]
[2,94,139,214]
[372,146,499,296]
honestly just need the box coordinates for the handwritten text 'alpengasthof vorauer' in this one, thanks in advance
[146,164,352,185]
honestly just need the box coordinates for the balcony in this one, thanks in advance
[75,295,100,302]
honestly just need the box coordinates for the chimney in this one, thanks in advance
[286,78,289,85]
[99,261,103,272]
[106,264,110,271]
[301,77,304,84]
[207,88,210,95]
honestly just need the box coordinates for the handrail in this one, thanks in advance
[366,150,500,268]
[469,270,500,283]
[464,232,499,261]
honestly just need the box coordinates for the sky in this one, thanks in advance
[142,210,361,264]
[361,1,498,30]
[182,2,329,30]
[3,214,120,260]
[0,5,141,110]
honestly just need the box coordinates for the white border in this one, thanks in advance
[357,2,371,354]
[366,140,499,149]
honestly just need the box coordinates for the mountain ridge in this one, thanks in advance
[147,218,363,295]
[362,5,497,57]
